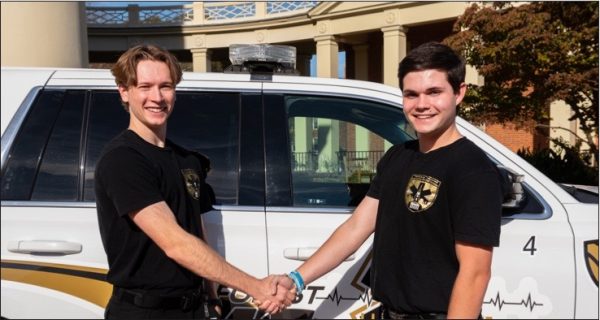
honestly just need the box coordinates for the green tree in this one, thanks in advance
[444,2,598,167]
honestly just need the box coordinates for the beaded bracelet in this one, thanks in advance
[288,270,305,292]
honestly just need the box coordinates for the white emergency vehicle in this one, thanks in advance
[1,45,598,319]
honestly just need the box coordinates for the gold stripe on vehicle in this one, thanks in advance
[1,260,112,308]
[1,259,108,274]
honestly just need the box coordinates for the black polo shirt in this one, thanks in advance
[95,130,213,296]
[367,138,502,313]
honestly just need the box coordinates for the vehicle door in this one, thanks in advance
[1,85,267,318]
[260,82,581,319]
[172,88,271,318]
[458,120,578,319]
[1,88,124,319]
[261,84,415,319]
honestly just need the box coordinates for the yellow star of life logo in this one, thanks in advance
[181,169,201,200]
[405,174,441,213]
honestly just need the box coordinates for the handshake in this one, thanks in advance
[251,272,303,315]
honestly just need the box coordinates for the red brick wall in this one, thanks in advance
[484,122,549,153]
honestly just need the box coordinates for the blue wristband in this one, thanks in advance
[288,270,305,292]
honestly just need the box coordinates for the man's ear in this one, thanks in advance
[117,85,129,103]
[455,83,467,105]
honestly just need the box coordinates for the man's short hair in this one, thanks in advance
[398,42,465,93]
[111,44,182,110]
[112,44,182,88]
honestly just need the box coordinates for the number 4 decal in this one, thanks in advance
[523,236,537,256]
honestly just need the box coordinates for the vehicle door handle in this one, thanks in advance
[7,240,82,255]
[283,247,354,261]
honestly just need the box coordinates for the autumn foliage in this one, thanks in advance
[445,2,598,167]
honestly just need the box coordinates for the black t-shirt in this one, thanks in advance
[95,130,213,296]
[367,137,502,314]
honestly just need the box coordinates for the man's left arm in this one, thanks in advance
[446,240,493,319]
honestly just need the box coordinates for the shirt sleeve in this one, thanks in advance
[450,169,503,247]
[96,147,164,217]
[199,179,215,214]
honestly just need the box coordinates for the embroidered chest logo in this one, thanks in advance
[181,169,201,200]
[404,174,441,213]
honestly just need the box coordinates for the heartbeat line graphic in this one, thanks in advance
[317,288,375,306]
[484,292,544,312]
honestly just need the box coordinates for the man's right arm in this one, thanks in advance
[129,201,294,312]
[296,196,379,285]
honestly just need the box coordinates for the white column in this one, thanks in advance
[255,2,267,19]
[191,2,205,25]
[191,48,211,72]
[315,35,339,78]
[317,119,340,172]
[128,5,140,25]
[1,2,88,67]
[381,25,407,88]
[355,126,369,152]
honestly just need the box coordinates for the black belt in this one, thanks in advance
[384,307,446,319]
[113,287,204,311]
[383,307,483,319]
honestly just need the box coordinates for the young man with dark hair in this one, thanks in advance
[95,44,294,319]
[279,42,502,319]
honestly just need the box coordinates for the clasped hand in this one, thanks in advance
[253,274,296,315]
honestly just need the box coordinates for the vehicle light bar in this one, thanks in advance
[225,44,299,77]
[229,44,296,69]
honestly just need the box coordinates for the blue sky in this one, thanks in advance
[310,52,346,78]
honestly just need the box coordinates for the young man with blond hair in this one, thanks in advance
[95,44,293,319]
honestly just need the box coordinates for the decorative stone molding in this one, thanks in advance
[255,30,266,43]
[190,47,209,54]
[381,25,407,34]
[314,34,336,43]
[193,34,205,47]
[316,20,329,35]
[383,9,402,25]
[385,11,396,24]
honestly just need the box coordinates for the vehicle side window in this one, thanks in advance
[83,91,240,205]
[83,91,128,201]
[167,92,240,205]
[31,91,86,201]
[1,90,67,200]
[285,95,415,207]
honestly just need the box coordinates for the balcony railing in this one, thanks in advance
[292,150,384,174]
[87,1,318,27]
[339,150,384,172]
